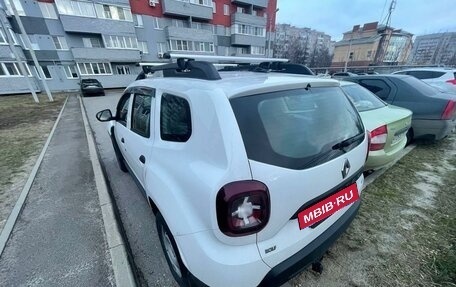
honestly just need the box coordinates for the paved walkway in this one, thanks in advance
[0,96,114,287]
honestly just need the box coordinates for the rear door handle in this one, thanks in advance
[139,155,146,164]
[121,138,124,143]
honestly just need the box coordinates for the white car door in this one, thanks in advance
[114,92,132,161]
[125,88,155,186]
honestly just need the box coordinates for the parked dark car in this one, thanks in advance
[81,79,105,97]
[344,75,456,141]
[332,72,358,79]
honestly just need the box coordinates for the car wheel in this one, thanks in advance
[406,128,414,145]
[156,212,189,286]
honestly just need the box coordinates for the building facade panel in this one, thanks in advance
[23,49,59,61]
[165,26,213,42]
[161,0,213,20]
[232,12,266,26]
[10,16,49,34]
[59,15,136,35]
[0,77,40,95]
[71,47,140,62]
[232,0,268,9]
[0,45,25,59]
[231,34,265,46]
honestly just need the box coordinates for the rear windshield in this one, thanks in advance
[230,87,364,170]
[341,84,386,112]
[402,76,439,96]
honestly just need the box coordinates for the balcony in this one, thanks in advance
[165,26,213,42]
[231,34,266,46]
[161,0,213,20]
[231,0,268,8]
[71,48,140,62]
[60,15,135,34]
[232,12,267,26]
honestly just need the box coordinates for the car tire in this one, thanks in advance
[406,128,414,145]
[156,212,189,287]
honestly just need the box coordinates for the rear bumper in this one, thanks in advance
[413,119,456,140]
[257,200,360,287]
[365,138,407,170]
[82,88,104,96]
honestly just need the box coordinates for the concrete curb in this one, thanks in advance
[364,143,417,187]
[0,96,69,256]
[78,96,136,287]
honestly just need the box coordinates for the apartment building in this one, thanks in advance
[331,22,413,69]
[408,32,456,66]
[274,24,332,67]
[0,0,277,94]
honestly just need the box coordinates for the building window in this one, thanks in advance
[251,46,265,55]
[152,17,163,29]
[5,0,25,16]
[157,42,166,54]
[103,35,138,49]
[135,14,143,27]
[236,7,245,13]
[116,65,131,75]
[52,36,68,50]
[138,41,149,54]
[0,30,6,44]
[39,2,58,19]
[55,0,96,17]
[63,65,78,79]
[77,62,112,75]
[95,4,132,21]
[223,4,229,15]
[1,29,18,45]
[177,0,211,7]
[160,94,192,142]
[168,40,214,53]
[34,65,52,79]
[1,62,20,76]
[212,1,216,13]
[232,24,265,37]
[83,37,102,48]
[0,62,32,77]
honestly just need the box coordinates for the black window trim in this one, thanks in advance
[116,92,131,127]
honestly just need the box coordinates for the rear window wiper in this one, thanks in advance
[332,133,365,152]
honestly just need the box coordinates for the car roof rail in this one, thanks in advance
[137,57,221,81]
[219,62,314,76]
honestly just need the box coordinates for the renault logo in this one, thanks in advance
[341,159,350,179]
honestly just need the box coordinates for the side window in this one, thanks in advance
[117,93,131,126]
[358,79,391,101]
[160,93,191,142]
[131,93,152,137]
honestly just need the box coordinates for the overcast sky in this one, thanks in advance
[276,0,456,41]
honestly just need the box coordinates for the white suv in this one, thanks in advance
[393,68,456,93]
[96,60,368,287]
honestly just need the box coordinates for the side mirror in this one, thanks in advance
[96,109,114,122]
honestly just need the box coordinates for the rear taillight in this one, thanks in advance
[216,180,270,237]
[442,100,455,120]
[446,79,456,85]
[369,125,388,151]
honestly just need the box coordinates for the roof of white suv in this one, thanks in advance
[132,72,340,99]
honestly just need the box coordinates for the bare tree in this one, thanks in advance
[309,47,332,68]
